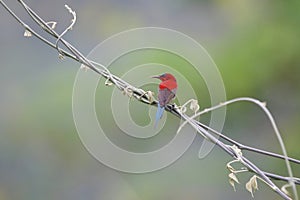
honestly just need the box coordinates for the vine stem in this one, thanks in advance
[178,97,298,199]
[0,1,298,199]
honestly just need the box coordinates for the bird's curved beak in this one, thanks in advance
[152,75,161,79]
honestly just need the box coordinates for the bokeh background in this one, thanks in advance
[0,0,299,199]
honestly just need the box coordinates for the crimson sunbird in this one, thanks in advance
[152,73,177,128]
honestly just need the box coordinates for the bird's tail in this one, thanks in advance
[154,104,165,128]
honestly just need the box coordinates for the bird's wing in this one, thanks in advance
[158,88,176,107]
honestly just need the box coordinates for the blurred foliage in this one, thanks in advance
[0,0,299,199]
[216,0,300,97]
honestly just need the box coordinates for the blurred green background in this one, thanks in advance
[0,0,299,199]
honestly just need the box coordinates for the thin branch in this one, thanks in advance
[178,97,298,199]
[265,172,300,185]
[1,1,298,199]
[55,4,77,51]
[181,115,294,199]
[197,122,300,165]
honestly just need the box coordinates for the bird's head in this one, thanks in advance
[152,73,177,82]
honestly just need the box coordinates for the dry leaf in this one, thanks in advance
[24,30,32,37]
[227,163,235,173]
[229,173,239,191]
[229,178,236,192]
[46,21,57,29]
[231,145,242,157]
[123,86,133,97]
[146,91,155,103]
[246,175,258,198]
[190,99,200,113]
[104,78,113,86]
[261,101,267,107]
[80,65,89,72]
[58,53,65,60]
[229,173,239,184]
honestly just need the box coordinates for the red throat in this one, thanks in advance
[159,79,177,90]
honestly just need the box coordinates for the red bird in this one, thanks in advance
[152,73,177,127]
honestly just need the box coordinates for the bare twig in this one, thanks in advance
[1,1,299,199]
[197,121,300,164]
[178,97,298,199]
